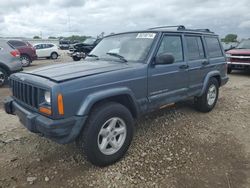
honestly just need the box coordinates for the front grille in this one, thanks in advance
[230,58,250,63]
[10,79,43,109]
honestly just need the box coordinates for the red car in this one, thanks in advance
[226,39,250,73]
[8,40,37,67]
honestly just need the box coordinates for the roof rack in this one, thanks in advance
[148,25,186,30]
[148,25,214,33]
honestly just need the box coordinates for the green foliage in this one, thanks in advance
[63,35,90,42]
[221,34,238,43]
[48,36,57,39]
[33,36,41,39]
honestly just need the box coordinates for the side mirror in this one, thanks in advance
[155,53,175,65]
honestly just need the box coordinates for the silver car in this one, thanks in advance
[0,40,22,87]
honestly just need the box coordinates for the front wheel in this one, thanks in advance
[72,56,81,61]
[194,77,219,112]
[76,102,134,166]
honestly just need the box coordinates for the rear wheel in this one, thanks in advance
[0,68,8,87]
[76,102,134,166]
[194,77,219,112]
[51,52,58,59]
[20,55,31,67]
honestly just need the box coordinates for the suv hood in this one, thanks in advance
[226,48,250,55]
[25,60,132,82]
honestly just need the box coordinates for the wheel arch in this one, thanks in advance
[77,88,139,118]
[199,71,221,96]
[0,62,11,75]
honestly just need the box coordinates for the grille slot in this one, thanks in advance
[10,79,42,109]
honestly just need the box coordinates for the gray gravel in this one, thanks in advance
[0,57,249,188]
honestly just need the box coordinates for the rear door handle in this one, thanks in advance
[179,64,189,69]
[202,60,209,66]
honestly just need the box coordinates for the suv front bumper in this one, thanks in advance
[4,97,87,144]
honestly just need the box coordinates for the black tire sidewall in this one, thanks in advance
[73,56,81,61]
[51,52,58,59]
[80,103,134,166]
[0,68,7,86]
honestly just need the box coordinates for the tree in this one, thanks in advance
[48,36,57,39]
[221,34,238,43]
[33,36,41,39]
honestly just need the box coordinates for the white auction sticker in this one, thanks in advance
[136,33,156,39]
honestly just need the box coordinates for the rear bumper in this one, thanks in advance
[4,97,87,144]
[29,54,37,61]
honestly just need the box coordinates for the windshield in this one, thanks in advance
[89,32,156,62]
[84,38,96,45]
[236,40,250,49]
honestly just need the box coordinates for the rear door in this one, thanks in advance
[148,33,189,109]
[184,35,208,96]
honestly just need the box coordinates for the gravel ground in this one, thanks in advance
[0,56,249,188]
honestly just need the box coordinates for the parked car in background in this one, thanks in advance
[226,39,250,73]
[0,40,22,87]
[4,26,228,166]
[8,40,37,67]
[34,43,60,59]
[68,38,101,61]
[59,40,71,50]
[221,42,238,51]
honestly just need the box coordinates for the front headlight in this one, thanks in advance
[44,91,51,104]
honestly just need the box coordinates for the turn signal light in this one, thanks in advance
[57,94,64,115]
[39,107,52,115]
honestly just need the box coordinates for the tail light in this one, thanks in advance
[10,50,20,57]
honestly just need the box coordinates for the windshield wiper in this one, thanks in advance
[106,52,127,62]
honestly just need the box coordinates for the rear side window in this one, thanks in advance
[8,40,26,47]
[47,44,54,48]
[157,35,183,62]
[205,37,223,58]
[185,36,205,60]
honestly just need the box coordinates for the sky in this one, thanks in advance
[0,0,249,39]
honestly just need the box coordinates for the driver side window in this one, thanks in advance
[157,35,183,62]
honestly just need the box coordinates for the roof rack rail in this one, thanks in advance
[148,25,186,30]
[148,25,214,33]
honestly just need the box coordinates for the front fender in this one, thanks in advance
[76,87,138,116]
[199,71,221,96]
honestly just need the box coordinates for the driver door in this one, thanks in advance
[148,34,189,109]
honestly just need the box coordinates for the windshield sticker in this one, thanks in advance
[136,33,156,39]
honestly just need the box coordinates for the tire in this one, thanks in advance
[227,67,232,74]
[51,52,58,60]
[76,102,134,166]
[194,77,219,112]
[20,55,31,67]
[0,68,8,87]
[73,56,81,61]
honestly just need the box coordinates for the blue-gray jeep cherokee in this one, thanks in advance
[4,26,228,166]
